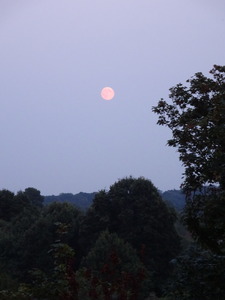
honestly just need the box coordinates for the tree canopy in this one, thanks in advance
[80,176,180,290]
[152,65,225,193]
[152,65,225,253]
[166,245,225,300]
[81,230,151,299]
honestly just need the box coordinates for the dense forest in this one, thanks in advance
[0,178,183,299]
[1,65,225,299]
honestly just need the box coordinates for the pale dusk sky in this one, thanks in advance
[0,0,224,195]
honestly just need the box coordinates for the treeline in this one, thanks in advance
[43,190,186,212]
[44,192,96,211]
[0,177,183,299]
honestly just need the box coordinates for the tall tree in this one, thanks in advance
[80,177,180,291]
[152,65,225,253]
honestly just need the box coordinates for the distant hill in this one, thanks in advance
[44,192,96,210]
[44,189,186,212]
[161,190,186,211]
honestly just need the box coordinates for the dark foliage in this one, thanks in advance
[80,177,181,292]
[153,65,225,254]
[81,230,152,299]
[153,65,225,299]
[166,246,225,300]
[152,65,225,193]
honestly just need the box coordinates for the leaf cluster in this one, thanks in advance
[152,65,225,193]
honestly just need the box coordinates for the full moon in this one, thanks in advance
[101,87,115,100]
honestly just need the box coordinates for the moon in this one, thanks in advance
[101,87,115,100]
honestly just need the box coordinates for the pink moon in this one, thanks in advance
[101,87,115,100]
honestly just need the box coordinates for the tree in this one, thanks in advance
[0,188,43,223]
[81,230,152,300]
[0,223,78,300]
[19,202,82,279]
[152,65,225,192]
[152,65,225,253]
[166,246,225,300]
[0,190,15,222]
[0,189,44,282]
[23,187,44,207]
[0,227,19,290]
[80,177,180,292]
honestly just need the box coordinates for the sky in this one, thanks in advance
[0,0,225,195]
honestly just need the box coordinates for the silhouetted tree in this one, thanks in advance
[24,187,44,207]
[152,65,225,254]
[80,177,180,292]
